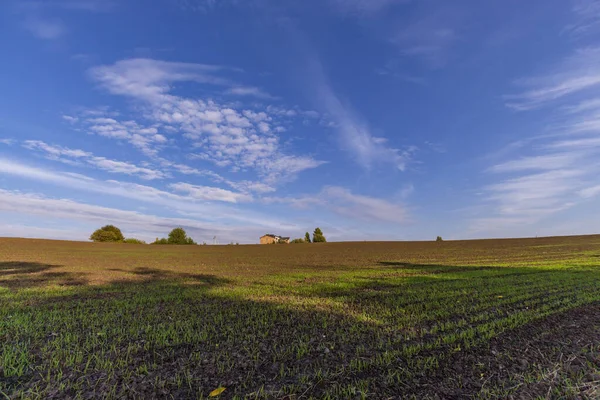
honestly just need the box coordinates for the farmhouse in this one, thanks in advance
[260,234,290,244]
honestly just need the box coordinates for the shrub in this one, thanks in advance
[436,236,443,242]
[151,238,169,245]
[123,238,146,244]
[90,225,124,242]
[313,227,327,243]
[304,232,311,243]
[291,238,305,244]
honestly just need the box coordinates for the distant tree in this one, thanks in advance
[123,238,146,244]
[90,225,124,242]
[305,232,311,243]
[313,227,327,243]
[151,238,169,245]
[436,236,443,242]
[291,238,305,244]
[166,228,197,245]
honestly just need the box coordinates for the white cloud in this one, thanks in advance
[473,46,600,233]
[19,0,114,12]
[169,182,253,203]
[326,0,402,14]
[24,17,66,39]
[390,5,460,69]
[579,184,600,198]
[505,47,600,110]
[89,58,232,101]
[0,139,15,145]
[307,57,414,170]
[547,136,600,150]
[22,140,168,180]
[0,159,298,232]
[225,86,275,99]
[322,186,409,224]
[0,189,257,243]
[62,115,79,124]
[266,185,409,224]
[86,58,325,183]
[563,0,600,37]
[488,154,580,173]
[68,114,168,156]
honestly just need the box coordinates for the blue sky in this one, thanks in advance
[1,0,600,243]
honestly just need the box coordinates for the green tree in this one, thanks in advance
[304,232,311,243]
[312,227,326,243]
[291,238,305,243]
[167,227,196,245]
[90,225,124,242]
[436,236,443,242]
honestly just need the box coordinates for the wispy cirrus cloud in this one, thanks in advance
[23,17,66,39]
[390,5,461,69]
[89,58,263,100]
[472,45,600,235]
[307,56,415,171]
[22,140,168,180]
[0,189,263,243]
[326,0,404,14]
[505,47,600,111]
[169,182,253,203]
[19,0,115,12]
[17,0,113,40]
[563,0,600,37]
[265,185,409,224]
[0,158,289,229]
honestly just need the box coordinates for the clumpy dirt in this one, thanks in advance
[415,303,600,399]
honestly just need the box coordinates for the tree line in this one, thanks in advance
[90,225,327,245]
[290,228,326,243]
[90,225,196,245]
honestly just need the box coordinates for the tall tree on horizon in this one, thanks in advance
[313,228,326,243]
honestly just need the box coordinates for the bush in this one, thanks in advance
[436,236,443,242]
[123,238,146,244]
[313,227,327,243]
[152,228,197,245]
[291,238,305,244]
[90,225,124,242]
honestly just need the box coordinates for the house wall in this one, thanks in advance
[260,236,277,244]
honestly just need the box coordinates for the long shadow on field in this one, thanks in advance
[3,261,600,399]
[107,266,232,286]
[0,261,87,289]
[378,261,507,273]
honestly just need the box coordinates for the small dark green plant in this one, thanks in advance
[291,238,305,244]
[436,236,443,242]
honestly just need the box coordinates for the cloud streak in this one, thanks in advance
[23,140,168,180]
[307,57,415,170]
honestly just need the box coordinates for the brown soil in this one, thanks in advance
[416,303,600,399]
